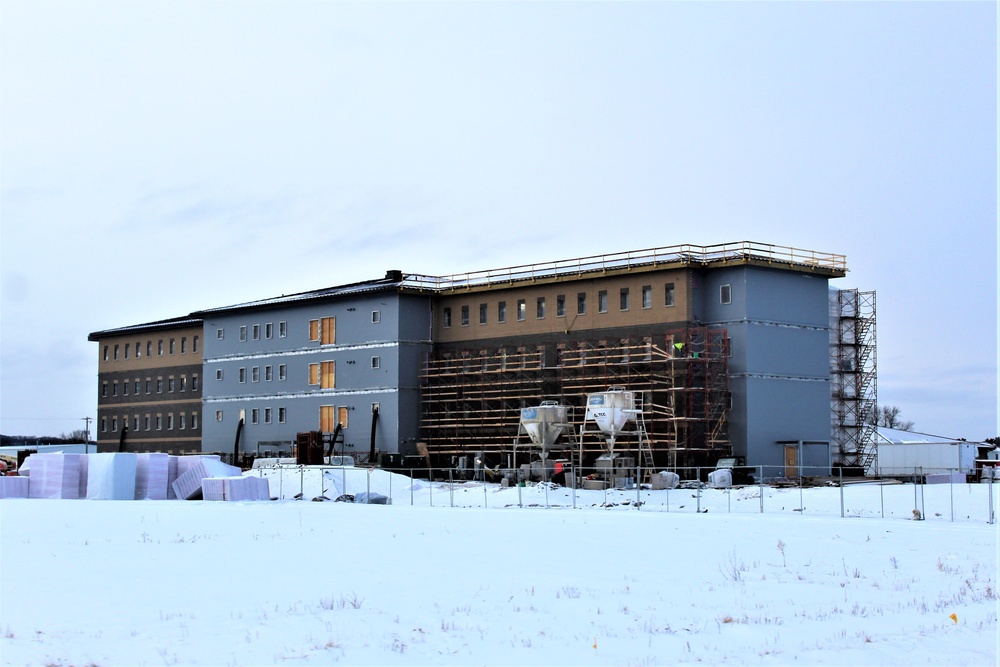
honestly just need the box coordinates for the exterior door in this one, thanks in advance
[784,445,799,478]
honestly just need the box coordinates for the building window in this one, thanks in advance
[556,295,566,317]
[114,344,120,361]
[665,282,675,307]
[112,381,118,397]
[536,297,545,319]
[134,380,140,394]
[145,379,151,394]
[240,326,247,342]
[216,369,223,381]
[311,361,336,388]
[720,284,732,305]
[371,356,380,369]
[278,407,286,423]
[157,340,163,355]
[309,363,319,386]
[135,341,141,358]
[217,328,224,340]
[577,293,587,315]
[156,414,162,430]
[146,341,152,357]
[191,413,199,429]
[192,375,199,391]
[144,415,150,431]
[156,378,164,393]
[101,417,107,432]
[112,416,118,432]
[179,376,187,392]
[216,410,223,422]
[479,303,488,325]
[338,406,349,430]
[102,382,108,397]
[167,377,175,392]
[620,288,630,311]
[193,335,199,352]
[179,414,186,430]
[124,343,130,360]
[265,365,272,381]
[251,366,260,382]
[103,345,109,361]
[598,290,608,313]
[278,364,287,381]
[252,324,260,341]
[239,368,247,383]
[264,408,272,424]
[167,414,174,430]
[498,301,507,323]
[279,321,287,338]
[123,382,129,396]
[642,285,652,309]
[265,323,273,339]
[372,311,381,324]
[180,337,187,354]
[250,409,259,425]
[310,317,336,344]
[461,305,470,326]
[169,338,175,354]
[442,307,452,328]
[517,299,526,321]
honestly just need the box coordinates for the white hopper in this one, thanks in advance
[86,453,138,500]
[519,402,571,452]
[585,389,636,437]
[27,454,82,499]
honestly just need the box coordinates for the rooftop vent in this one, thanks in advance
[385,270,403,282]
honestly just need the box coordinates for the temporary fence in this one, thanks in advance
[248,464,997,525]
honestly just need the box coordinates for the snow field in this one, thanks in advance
[0,494,996,666]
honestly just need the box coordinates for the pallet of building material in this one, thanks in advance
[254,476,271,500]
[168,455,219,499]
[87,453,138,500]
[202,476,268,501]
[651,471,680,490]
[26,453,83,499]
[0,476,30,498]
[171,458,243,500]
[708,469,732,488]
[135,453,170,500]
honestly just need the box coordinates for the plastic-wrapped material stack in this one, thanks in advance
[254,476,271,499]
[135,453,170,500]
[203,476,269,501]
[708,468,732,488]
[86,453,138,500]
[171,458,242,500]
[166,456,180,499]
[27,454,83,499]
[651,471,681,490]
[0,476,30,498]
[168,455,219,499]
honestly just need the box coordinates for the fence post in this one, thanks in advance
[799,470,804,514]
[449,468,454,508]
[518,476,523,509]
[410,469,414,506]
[696,466,701,514]
[880,477,884,519]
[300,467,304,500]
[759,465,764,514]
[485,478,489,509]
[950,470,954,522]
[919,468,925,520]
[839,467,844,518]
[636,465,641,510]
[989,476,995,525]
[367,467,371,503]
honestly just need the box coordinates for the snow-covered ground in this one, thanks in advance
[1,473,996,666]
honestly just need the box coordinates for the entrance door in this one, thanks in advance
[784,445,799,478]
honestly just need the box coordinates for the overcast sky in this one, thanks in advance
[1,1,996,441]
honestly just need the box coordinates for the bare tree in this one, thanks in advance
[874,405,915,431]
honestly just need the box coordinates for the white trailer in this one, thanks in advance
[873,428,979,478]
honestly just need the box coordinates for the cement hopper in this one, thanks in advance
[585,388,636,437]
[519,401,571,453]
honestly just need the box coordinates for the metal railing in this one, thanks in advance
[399,241,847,291]
[249,464,995,524]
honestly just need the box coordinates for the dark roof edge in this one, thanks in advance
[88,316,203,341]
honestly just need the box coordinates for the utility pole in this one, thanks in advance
[82,417,92,454]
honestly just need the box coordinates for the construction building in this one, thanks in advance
[88,241,867,475]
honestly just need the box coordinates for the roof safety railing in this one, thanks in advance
[401,241,846,291]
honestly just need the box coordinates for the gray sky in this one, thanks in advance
[1,1,996,441]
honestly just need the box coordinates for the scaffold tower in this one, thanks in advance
[830,289,877,471]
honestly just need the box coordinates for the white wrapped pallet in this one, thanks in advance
[166,456,179,499]
[171,458,242,500]
[651,471,680,490]
[76,454,90,499]
[86,453,138,500]
[135,453,170,500]
[27,454,82,499]
[203,476,264,501]
[254,476,271,500]
[0,476,30,498]
[168,455,219,499]
[708,469,732,488]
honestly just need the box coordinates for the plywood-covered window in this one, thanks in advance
[311,317,336,344]
[309,363,320,385]
[309,361,335,388]
[337,406,349,429]
[309,319,320,341]
[320,405,336,432]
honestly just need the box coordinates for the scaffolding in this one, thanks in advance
[830,289,877,472]
[420,326,730,470]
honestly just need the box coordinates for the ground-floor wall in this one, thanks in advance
[743,376,833,474]
[200,388,423,460]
